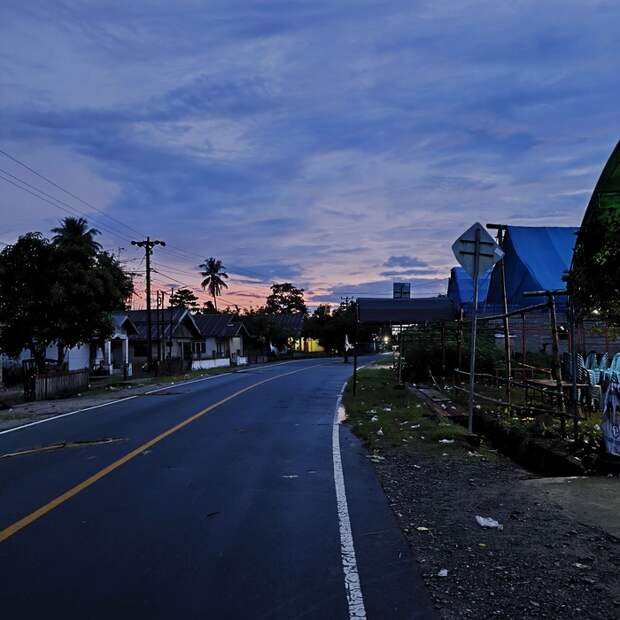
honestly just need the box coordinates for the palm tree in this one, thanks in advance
[51,217,101,254]
[199,257,229,311]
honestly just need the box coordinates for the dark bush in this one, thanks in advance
[402,324,503,383]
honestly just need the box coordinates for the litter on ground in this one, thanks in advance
[437,569,448,578]
[475,515,503,530]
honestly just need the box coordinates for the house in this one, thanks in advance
[1,343,90,374]
[1,312,138,379]
[192,314,250,368]
[125,308,202,366]
[90,312,139,376]
[269,313,324,354]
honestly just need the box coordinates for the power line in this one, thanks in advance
[0,147,147,239]
[0,170,137,245]
[0,147,207,263]
[0,168,211,283]
[0,149,259,304]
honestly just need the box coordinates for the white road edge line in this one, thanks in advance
[0,359,314,437]
[333,379,367,620]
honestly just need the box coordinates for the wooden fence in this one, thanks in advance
[29,368,89,401]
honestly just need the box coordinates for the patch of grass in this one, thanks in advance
[342,366,469,451]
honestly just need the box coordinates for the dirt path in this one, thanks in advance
[374,446,620,619]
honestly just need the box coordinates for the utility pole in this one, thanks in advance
[130,237,166,370]
[169,287,175,359]
[156,291,162,362]
[160,290,167,361]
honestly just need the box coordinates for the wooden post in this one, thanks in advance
[352,319,359,396]
[398,322,404,385]
[548,295,566,436]
[569,301,579,442]
[521,312,527,365]
[456,307,464,381]
[441,323,446,382]
[497,228,512,403]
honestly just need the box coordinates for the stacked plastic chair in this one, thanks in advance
[602,353,620,384]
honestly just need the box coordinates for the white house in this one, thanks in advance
[192,314,250,369]
[91,312,139,376]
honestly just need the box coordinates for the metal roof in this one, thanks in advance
[125,308,201,340]
[356,297,457,323]
[193,314,249,338]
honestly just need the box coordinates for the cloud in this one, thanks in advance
[380,268,437,277]
[1,1,619,308]
[383,255,428,268]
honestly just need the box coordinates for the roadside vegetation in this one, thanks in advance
[342,364,469,451]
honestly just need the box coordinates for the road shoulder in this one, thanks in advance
[342,365,620,619]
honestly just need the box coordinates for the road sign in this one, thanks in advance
[452,222,504,434]
[452,222,503,279]
[393,282,411,300]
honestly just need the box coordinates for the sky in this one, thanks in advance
[1,0,619,310]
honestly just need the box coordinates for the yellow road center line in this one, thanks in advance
[0,364,323,544]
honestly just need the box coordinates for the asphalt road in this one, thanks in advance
[0,358,435,619]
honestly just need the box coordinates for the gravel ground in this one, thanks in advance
[373,446,620,619]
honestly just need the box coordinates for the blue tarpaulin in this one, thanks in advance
[447,267,490,309]
[486,226,578,309]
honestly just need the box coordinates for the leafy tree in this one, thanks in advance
[304,300,360,353]
[169,288,200,310]
[200,300,218,314]
[242,307,291,352]
[0,234,59,370]
[264,282,307,315]
[50,218,132,365]
[0,220,133,370]
[199,257,229,311]
[52,217,101,255]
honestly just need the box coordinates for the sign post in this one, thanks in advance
[452,223,504,433]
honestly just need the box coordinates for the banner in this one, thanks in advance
[602,381,620,457]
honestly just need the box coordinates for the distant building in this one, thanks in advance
[268,313,324,354]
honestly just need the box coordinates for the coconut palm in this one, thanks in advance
[51,217,101,254]
[199,257,229,311]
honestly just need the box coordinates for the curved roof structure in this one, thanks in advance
[486,226,578,308]
[575,140,620,241]
[570,141,620,319]
[447,266,490,310]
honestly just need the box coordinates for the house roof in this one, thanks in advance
[486,226,578,308]
[192,314,249,338]
[447,267,490,309]
[111,311,139,336]
[125,308,202,340]
[267,313,305,336]
[357,297,457,323]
